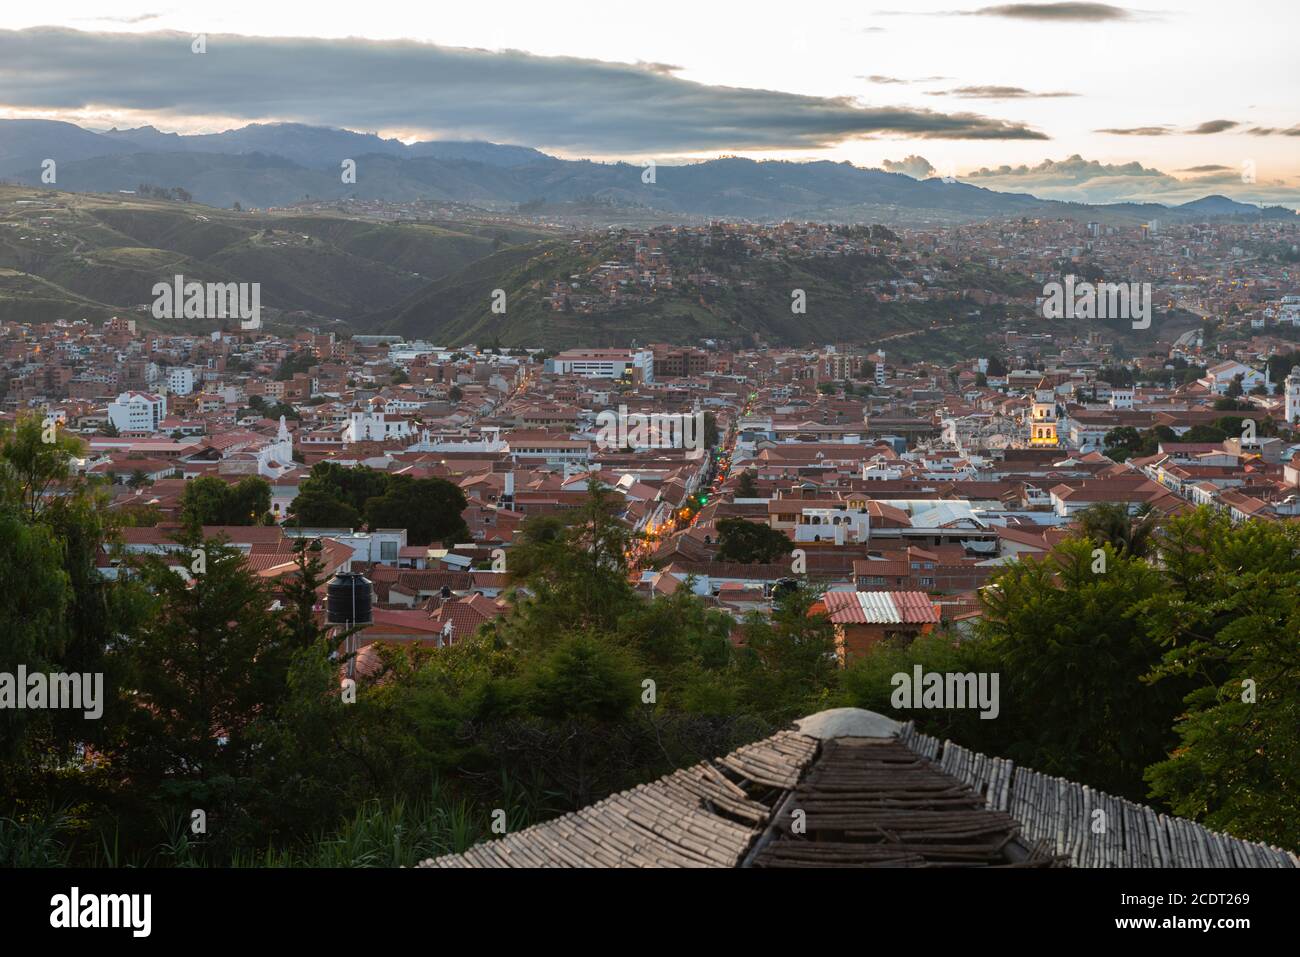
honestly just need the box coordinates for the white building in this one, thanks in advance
[545,348,654,383]
[1285,366,1300,425]
[107,391,166,433]
[166,367,196,396]
[1198,360,1266,396]
[343,411,414,443]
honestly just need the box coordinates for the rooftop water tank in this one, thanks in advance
[327,572,373,625]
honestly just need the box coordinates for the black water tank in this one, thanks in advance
[772,577,799,601]
[327,572,373,625]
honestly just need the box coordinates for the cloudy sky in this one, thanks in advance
[1,1,1296,205]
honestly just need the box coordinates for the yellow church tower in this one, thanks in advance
[1029,377,1059,447]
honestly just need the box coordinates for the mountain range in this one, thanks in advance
[1,120,1293,225]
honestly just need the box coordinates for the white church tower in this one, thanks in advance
[1285,366,1300,426]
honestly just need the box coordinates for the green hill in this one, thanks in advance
[0,185,550,327]
[363,234,957,349]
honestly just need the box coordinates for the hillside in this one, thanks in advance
[0,185,553,327]
[363,232,995,353]
[360,226,1205,356]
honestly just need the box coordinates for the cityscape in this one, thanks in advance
[0,0,1297,935]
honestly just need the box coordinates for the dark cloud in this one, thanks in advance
[1247,125,1300,136]
[1098,120,1242,136]
[1178,164,1231,172]
[0,27,1048,152]
[1188,119,1238,134]
[963,3,1133,20]
[927,85,1078,98]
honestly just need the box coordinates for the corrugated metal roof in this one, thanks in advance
[891,591,942,624]
[823,591,939,625]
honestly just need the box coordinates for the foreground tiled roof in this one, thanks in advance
[419,709,1298,869]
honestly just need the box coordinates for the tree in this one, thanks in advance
[985,355,1008,377]
[1213,397,1253,412]
[1226,373,1244,398]
[975,539,1185,799]
[1074,502,1161,558]
[498,481,636,642]
[0,508,71,761]
[287,484,362,529]
[715,517,794,564]
[181,476,272,526]
[736,469,759,498]
[520,634,640,723]
[1141,510,1300,846]
[702,411,720,448]
[0,414,85,520]
[1102,426,1143,462]
[737,584,838,723]
[1182,424,1227,444]
[364,475,469,546]
[299,463,389,516]
[116,530,295,854]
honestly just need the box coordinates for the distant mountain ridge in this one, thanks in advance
[0,119,1294,224]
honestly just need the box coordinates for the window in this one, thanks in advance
[380,541,397,562]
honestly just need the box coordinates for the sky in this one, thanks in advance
[0,1,1296,205]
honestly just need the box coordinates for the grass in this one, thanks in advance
[0,808,73,867]
[232,778,537,868]
[2,774,549,868]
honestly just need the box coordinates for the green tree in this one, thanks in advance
[0,508,70,761]
[287,484,363,529]
[116,531,295,854]
[975,539,1185,799]
[1141,510,1300,846]
[1074,502,1161,558]
[714,517,794,564]
[736,584,838,723]
[364,475,469,546]
[1182,424,1227,443]
[180,476,272,526]
[498,482,636,642]
[0,415,85,520]
[300,463,389,516]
